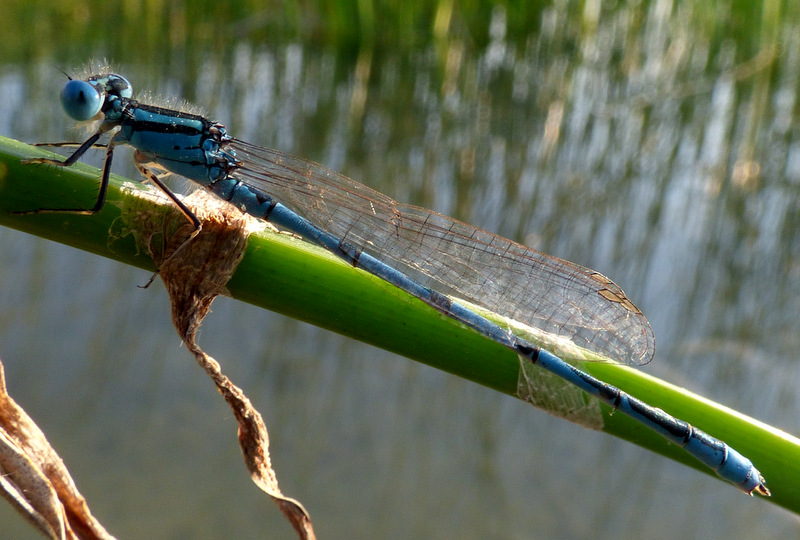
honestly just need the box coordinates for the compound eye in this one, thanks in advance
[60,79,104,121]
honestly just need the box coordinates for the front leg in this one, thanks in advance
[16,132,116,215]
[23,132,102,169]
[30,141,109,150]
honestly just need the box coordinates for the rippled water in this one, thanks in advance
[0,2,798,538]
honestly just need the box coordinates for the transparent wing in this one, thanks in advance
[230,139,655,365]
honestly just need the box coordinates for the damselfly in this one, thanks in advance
[18,65,769,496]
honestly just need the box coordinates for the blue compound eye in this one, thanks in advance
[60,79,104,121]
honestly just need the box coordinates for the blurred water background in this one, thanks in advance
[1,0,799,538]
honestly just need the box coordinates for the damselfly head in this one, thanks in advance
[59,72,133,122]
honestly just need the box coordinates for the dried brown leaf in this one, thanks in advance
[0,360,115,540]
[140,190,316,540]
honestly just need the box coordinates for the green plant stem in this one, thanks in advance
[1,135,797,511]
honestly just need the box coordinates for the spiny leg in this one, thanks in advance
[134,152,203,288]
[16,132,114,215]
[31,141,109,150]
[24,132,102,168]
